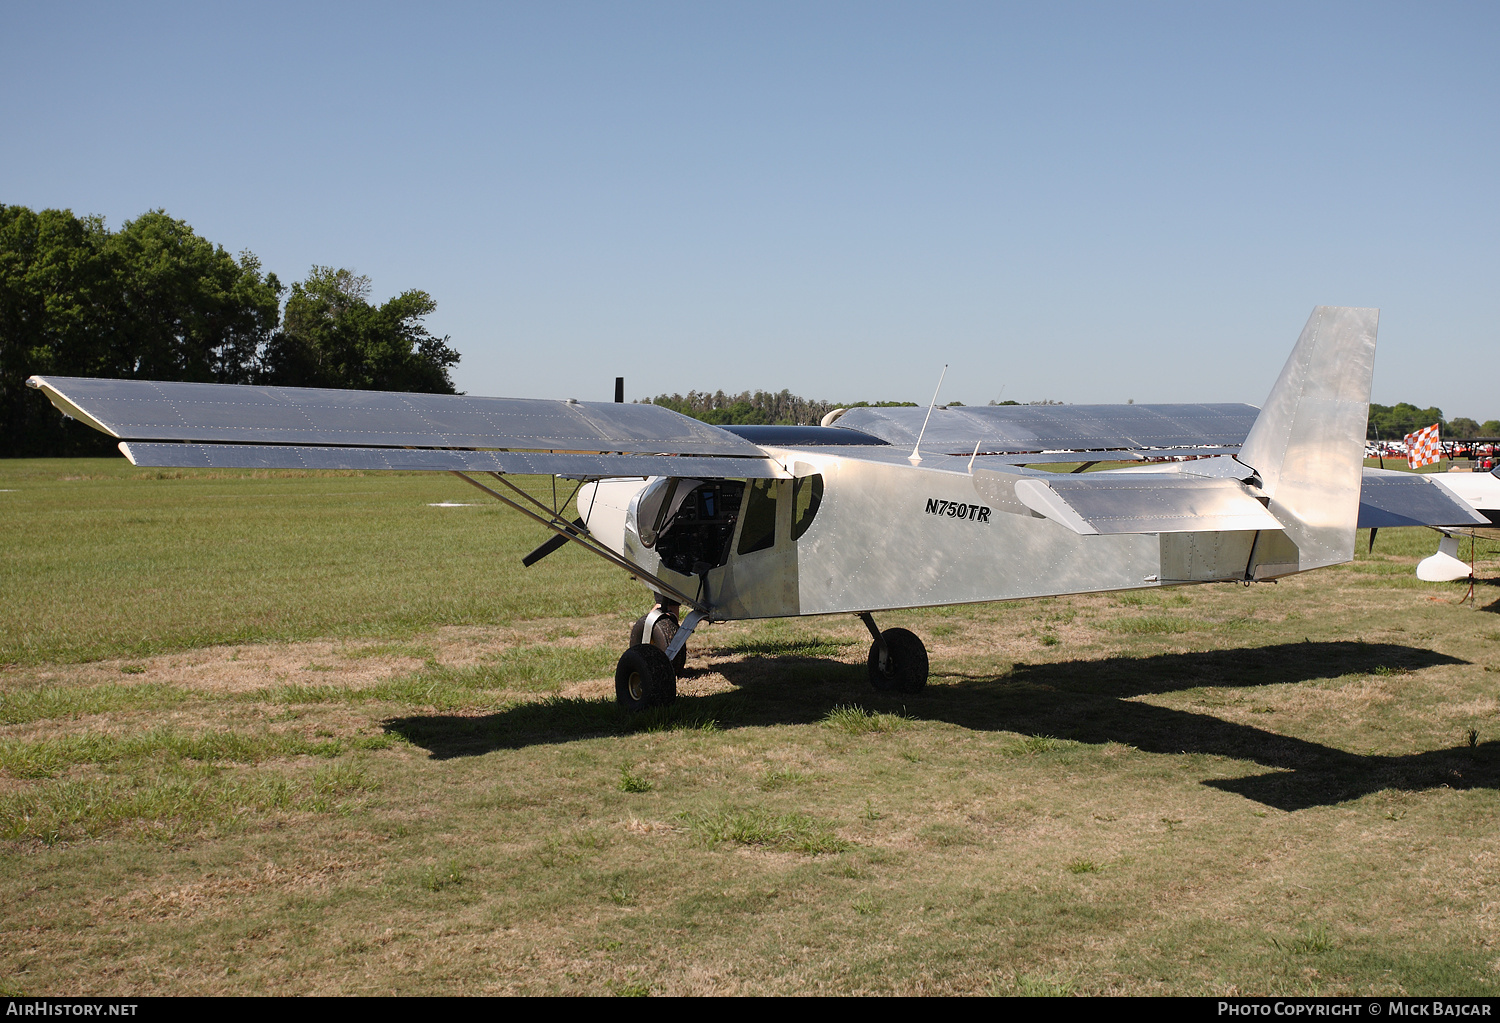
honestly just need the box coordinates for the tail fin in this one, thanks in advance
[1237,306,1378,571]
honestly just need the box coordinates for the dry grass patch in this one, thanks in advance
[104,855,366,920]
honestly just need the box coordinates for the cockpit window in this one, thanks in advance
[645,478,744,575]
[737,478,778,555]
[791,474,823,541]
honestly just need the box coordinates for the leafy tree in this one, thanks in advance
[1367,402,1445,441]
[260,267,459,393]
[1,206,281,457]
[2,206,463,457]
[105,211,282,384]
[1366,405,1500,442]
[1,206,116,454]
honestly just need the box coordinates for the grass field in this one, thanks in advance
[4,457,1500,995]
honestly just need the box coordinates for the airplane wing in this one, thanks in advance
[833,402,1259,457]
[28,374,1485,532]
[27,376,789,479]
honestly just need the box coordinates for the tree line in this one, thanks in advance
[1367,403,1500,442]
[1,205,459,457]
[645,390,925,426]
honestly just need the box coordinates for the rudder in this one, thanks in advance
[1237,306,1379,572]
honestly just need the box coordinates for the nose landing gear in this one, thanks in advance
[615,599,704,711]
[614,643,677,712]
[629,604,688,673]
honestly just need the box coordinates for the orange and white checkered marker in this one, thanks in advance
[1405,423,1441,468]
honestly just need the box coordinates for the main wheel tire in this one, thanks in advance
[867,628,929,694]
[615,643,678,712]
[629,613,688,672]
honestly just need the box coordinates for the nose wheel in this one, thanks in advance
[616,604,705,711]
[630,610,688,672]
[615,644,677,712]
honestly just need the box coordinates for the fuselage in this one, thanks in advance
[578,448,1304,622]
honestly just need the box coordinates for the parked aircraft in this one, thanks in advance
[1410,468,1500,582]
[27,306,1485,710]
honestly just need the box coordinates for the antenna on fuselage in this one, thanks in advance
[909,364,948,466]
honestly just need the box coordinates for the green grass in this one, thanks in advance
[0,757,380,842]
[419,859,466,892]
[1107,615,1196,635]
[0,459,640,664]
[0,727,395,778]
[759,767,807,790]
[678,807,849,854]
[617,765,653,793]
[821,704,912,734]
[259,645,620,709]
[0,682,191,725]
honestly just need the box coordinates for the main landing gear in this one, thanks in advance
[858,612,928,694]
[612,606,930,710]
[615,599,697,711]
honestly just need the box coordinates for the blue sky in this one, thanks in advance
[5,2,1497,415]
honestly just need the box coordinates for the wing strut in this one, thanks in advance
[448,472,709,614]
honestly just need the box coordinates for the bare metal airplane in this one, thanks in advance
[27,307,1485,710]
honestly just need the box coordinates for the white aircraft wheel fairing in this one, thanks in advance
[615,644,677,712]
[1416,535,1473,582]
[869,628,929,694]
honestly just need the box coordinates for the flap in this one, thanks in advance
[118,442,790,479]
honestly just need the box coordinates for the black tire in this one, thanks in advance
[867,628,928,693]
[629,613,687,672]
[615,643,677,712]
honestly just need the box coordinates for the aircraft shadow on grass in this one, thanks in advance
[384,640,1493,813]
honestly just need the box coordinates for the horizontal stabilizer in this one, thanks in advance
[1003,474,1283,535]
[118,442,789,479]
[1357,469,1489,528]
